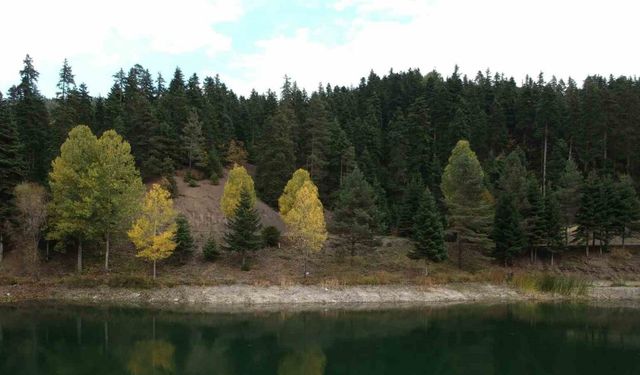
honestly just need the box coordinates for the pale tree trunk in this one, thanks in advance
[77,239,83,273]
[424,259,429,276]
[153,260,157,279]
[0,233,3,263]
[551,252,555,267]
[105,232,110,272]
[585,232,590,257]
[457,234,462,270]
[622,229,626,250]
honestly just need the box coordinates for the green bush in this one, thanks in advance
[261,226,281,248]
[203,236,220,261]
[210,173,220,185]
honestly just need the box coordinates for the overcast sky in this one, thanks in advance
[1,0,638,98]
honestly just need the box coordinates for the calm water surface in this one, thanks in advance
[0,303,639,374]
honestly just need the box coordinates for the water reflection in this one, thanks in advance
[0,303,639,375]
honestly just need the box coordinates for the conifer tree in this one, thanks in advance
[491,193,526,266]
[555,158,582,245]
[220,164,256,218]
[441,140,493,269]
[203,235,220,261]
[330,168,381,257]
[543,192,564,265]
[207,146,224,182]
[181,110,206,171]
[613,175,640,249]
[595,176,616,253]
[282,179,327,277]
[128,184,177,279]
[524,177,545,262]
[396,174,424,237]
[575,172,599,256]
[305,96,331,197]
[408,188,446,275]
[224,187,262,270]
[0,93,24,262]
[173,215,194,264]
[256,106,296,207]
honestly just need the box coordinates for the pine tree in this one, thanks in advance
[128,184,177,279]
[203,235,220,261]
[173,214,194,264]
[575,172,599,256]
[491,193,526,266]
[305,96,331,198]
[256,106,296,207]
[181,110,206,171]
[13,55,51,182]
[0,93,24,262]
[408,188,446,275]
[524,177,545,262]
[441,140,493,269]
[595,176,616,253]
[224,187,262,270]
[543,192,564,266]
[207,146,224,182]
[396,174,424,237]
[330,168,381,257]
[613,175,640,249]
[555,158,582,245]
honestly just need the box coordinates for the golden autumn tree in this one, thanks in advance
[128,184,177,279]
[282,179,327,277]
[220,164,256,218]
[278,168,312,216]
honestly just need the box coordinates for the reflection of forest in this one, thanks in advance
[0,303,639,374]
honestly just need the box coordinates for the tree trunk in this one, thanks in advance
[105,232,110,272]
[585,233,590,257]
[551,252,554,267]
[622,230,626,250]
[542,124,548,197]
[424,259,428,276]
[565,225,569,247]
[241,251,246,269]
[153,260,157,279]
[457,234,462,270]
[45,240,49,261]
[0,233,3,263]
[304,248,308,278]
[77,239,83,273]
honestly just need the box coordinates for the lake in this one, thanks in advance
[0,303,639,374]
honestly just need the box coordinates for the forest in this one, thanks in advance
[1,54,640,278]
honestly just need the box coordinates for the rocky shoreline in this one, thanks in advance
[3,283,640,312]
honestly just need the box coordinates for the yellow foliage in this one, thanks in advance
[221,164,256,217]
[282,180,327,253]
[278,168,312,216]
[226,139,248,165]
[127,340,175,375]
[278,347,326,375]
[128,184,177,262]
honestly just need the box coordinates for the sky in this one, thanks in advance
[1,0,639,98]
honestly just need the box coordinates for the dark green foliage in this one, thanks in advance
[396,174,424,237]
[224,187,262,269]
[408,188,447,274]
[491,193,526,266]
[255,106,296,207]
[0,93,24,249]
[202,236,220,262]
[207,146,224,181]
[306,95,332,198]
[173,215,194,263]
[575,172,599,255]
[524,178,545,249]
[330,168,381,256]
[613,175,640,247]
[555,158,582,245]
[543,193,564,263]
[261,226,281,248]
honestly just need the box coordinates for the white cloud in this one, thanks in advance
[0,0,242,91]
[230,0,640,95]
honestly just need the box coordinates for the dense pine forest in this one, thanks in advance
[1,54,640,277]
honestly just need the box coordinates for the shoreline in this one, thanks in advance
[3,283,640,312]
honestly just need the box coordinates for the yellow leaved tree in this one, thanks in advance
[220,164,256,218]
[128,184,177,279]
[281,177,327,277]
[278,168,311,216]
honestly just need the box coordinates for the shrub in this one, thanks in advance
[261,226,281,248]
[511,273,590,296]
[210,173,220,185]
[173,215,194,263]
[203,236,220,262]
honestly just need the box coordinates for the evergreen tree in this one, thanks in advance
[396,174,424,237]
[330,168,381,257]
[408,188,447,275]
[173,214,194,264]
[305,95,331,198]
[0,93,24,262]
[524,177,545,262]
[181,110,206,171]
[595,176,617,253]
[543,192,564,265]
[256,106,296,207]
[203,235,220,261]
[613,175,640,249]
[555,157,582,245]
[491,193,526,266]
[13,55,51,182]
[441,140,493,269]
[224,187,262,270]
[575,172,599,256]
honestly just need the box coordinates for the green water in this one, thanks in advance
[0,303,639,374]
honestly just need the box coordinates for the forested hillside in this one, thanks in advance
[1,54,640,278]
